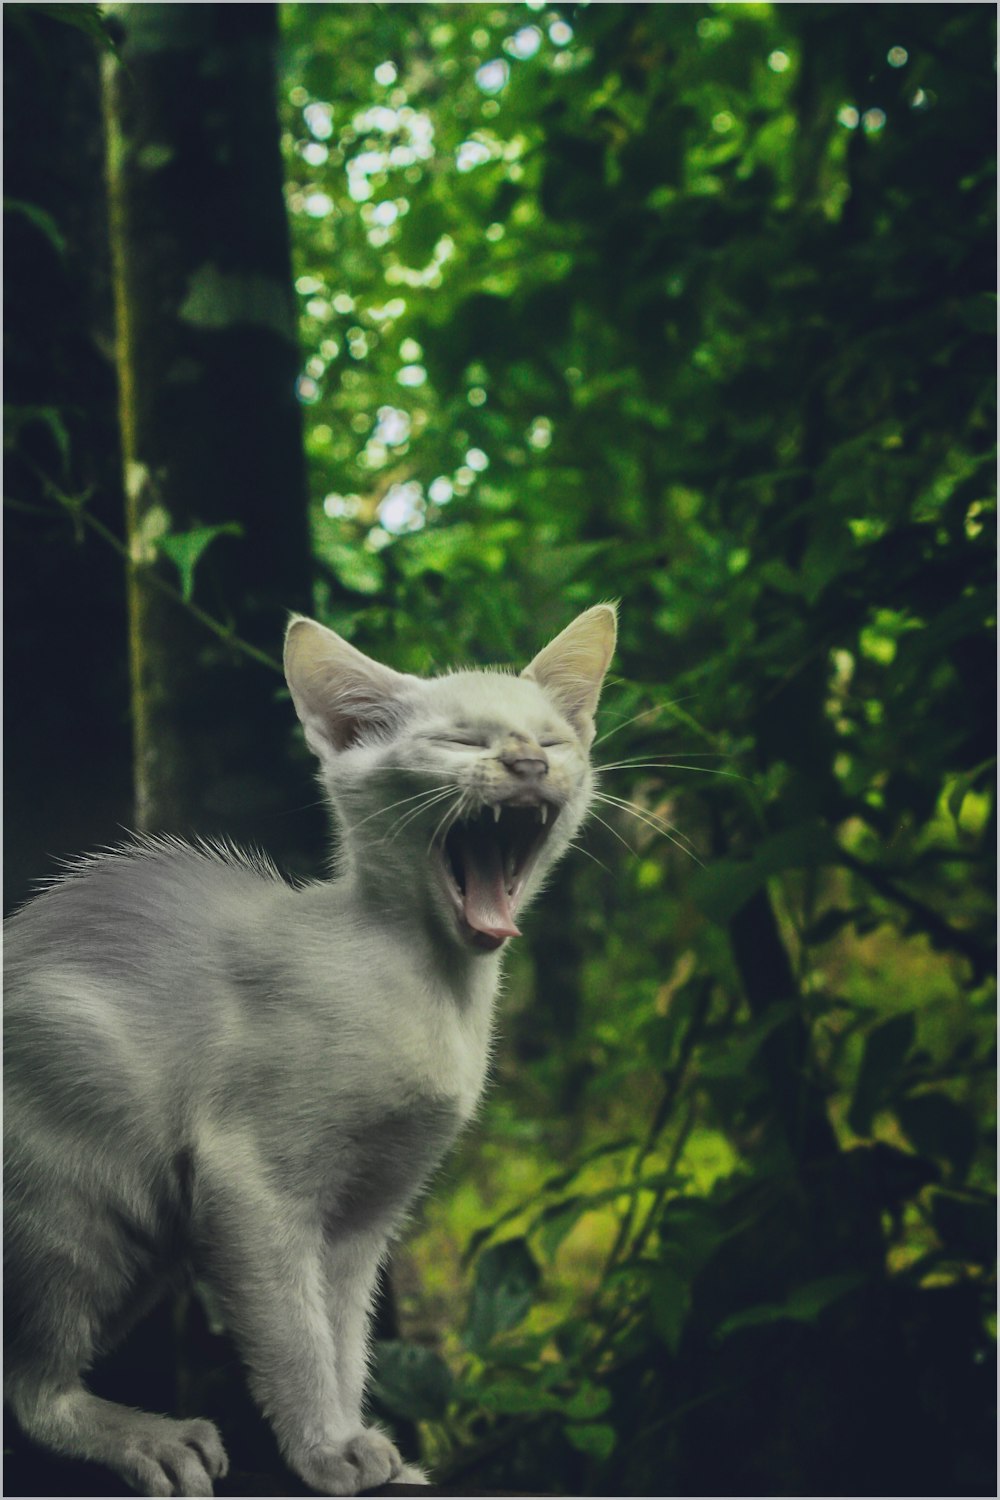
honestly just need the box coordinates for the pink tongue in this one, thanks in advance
[459,830,522,941]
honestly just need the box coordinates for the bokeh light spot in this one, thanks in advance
[397,364,427,388]
[303,102,333,140]
[304,192,333,218]
[378,480,425,534]
[475,59,509,93]
[428,477,454,505]
[506,25,541,59]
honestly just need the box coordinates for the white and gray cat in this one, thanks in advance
[3,603,617,1497]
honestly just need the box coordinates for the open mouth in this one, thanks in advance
[439,801,557,951]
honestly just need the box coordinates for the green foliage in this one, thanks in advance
[156,523,245,604]
[371,1340,454,1422]
[280,3,995,1492]
[3,199,67,257]
[714,1272,865,1338]
[25,3,115,48]
[3,403,72,470]
[848,1011,917,1135]
[464,1238,541,1354]
[4,3,120,59]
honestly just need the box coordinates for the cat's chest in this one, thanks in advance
[326,1096,464,1236]
[310,928,498,1120]
[390,973,497,1123]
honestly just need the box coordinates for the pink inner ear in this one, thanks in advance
[325,685,403,751]
[331,714,365,752]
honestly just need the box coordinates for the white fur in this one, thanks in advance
[4,605,616,1497]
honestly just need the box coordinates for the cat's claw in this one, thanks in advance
[296,1428,402,1496]
[118,1415,228,1497]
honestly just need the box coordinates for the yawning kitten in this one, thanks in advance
[4,603,617,1497]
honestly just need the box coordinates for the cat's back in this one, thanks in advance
[4,837,291,1086]
[5,834,284,984]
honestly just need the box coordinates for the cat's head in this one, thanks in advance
[284,606,617,955]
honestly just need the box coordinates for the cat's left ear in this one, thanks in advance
[522,603,617,746]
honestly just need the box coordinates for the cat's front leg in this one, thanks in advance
[195,1168,402,1496]
[293,1232,413,1496]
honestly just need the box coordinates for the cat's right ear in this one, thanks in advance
[284,616,414,758]
[522,603,617,746]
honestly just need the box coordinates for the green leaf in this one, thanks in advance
[4,404,71,469]
[464,1238,540,1354]
[688,856,763,926]
[529,1175,675,1256]
[639,982,704,1066]
[536,1197,589,1262]
[658,1200,725,1275]
[563,1384,612,1421]
[698,1002,797,1078]
[157,524,243,603]
[564,1422,617,1461]
[690,822,837,925]
[946,759,996,831]
[30,3,119,52]
[370,1340,453,1421]
[848,1013,916,1136]
[802,906,869,946]
[315,536,386,596]
[649,1264,689,1355]
[895,1093,978,1180]
[465,1379,548,1415]
[396,521,514,579]
[463,1137,637,1265]
[4,199,66,257]
[715,1274,864,1339]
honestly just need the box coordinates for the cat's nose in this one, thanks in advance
[501,748,548,779]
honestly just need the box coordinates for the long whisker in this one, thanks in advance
[389,788,456,842]
[353,784,453,835]
[596,789,702,856]
[378,789,454,845]
[594,792,704,867]
[597,753,732,767]
[427,789,467,858]
[594,696,703,747]
[597,760,747,780]
[587,807,639,858]
[278,797,329,816]
[566,838,614,876]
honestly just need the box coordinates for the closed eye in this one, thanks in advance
[540,739,570,749]
[431,735,489,749]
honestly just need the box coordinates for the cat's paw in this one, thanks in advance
[119,1415,229,1497]
[296,1427,402,1496]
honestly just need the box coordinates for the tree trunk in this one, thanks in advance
[728,885,839,1165]
[3,8,132,912]
[101,2,316,867]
